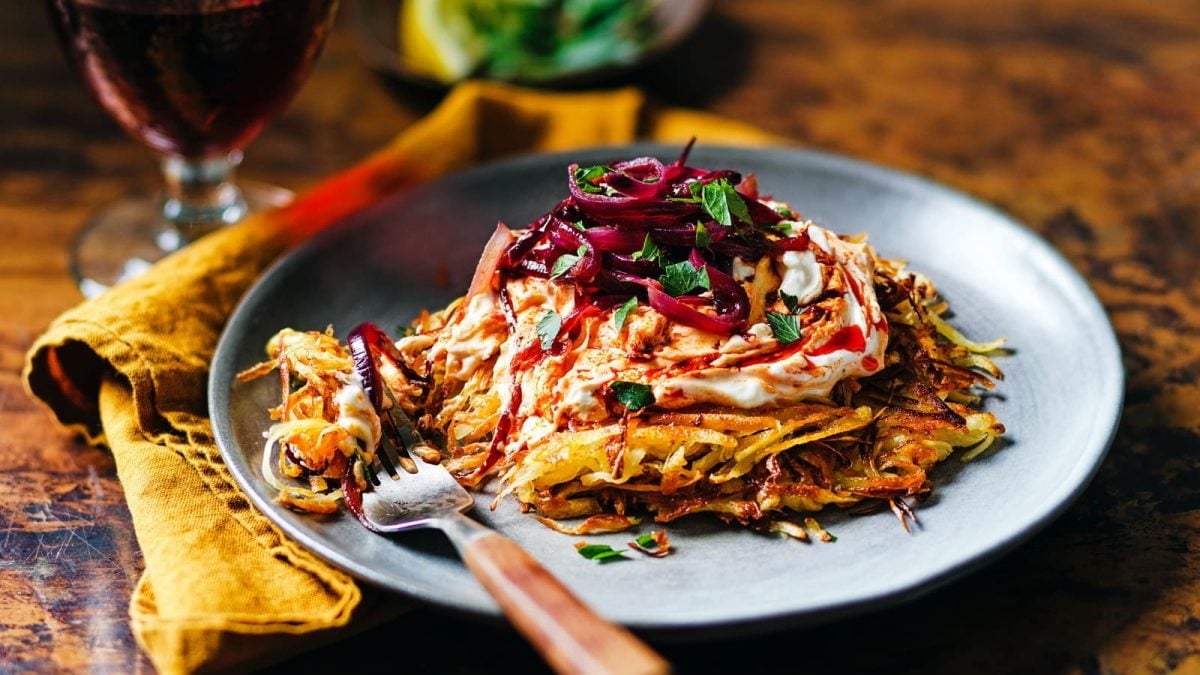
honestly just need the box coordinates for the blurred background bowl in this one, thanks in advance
[348,0,710,88]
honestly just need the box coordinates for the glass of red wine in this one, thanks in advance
[47,0,340,296]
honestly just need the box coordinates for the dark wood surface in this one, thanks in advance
[4,0,1200,672]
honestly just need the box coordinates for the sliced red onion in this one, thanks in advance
[771,231,812,253]
[347,322,385,411]
[583,225,647,252]
[568,163,700,227]
[548,217,587,250]
[604,252,661,277]
[746,198,786,226]
[647,285,746,335]
[503,220,548,268]
[340,464,379,532]
[599,156,666,199]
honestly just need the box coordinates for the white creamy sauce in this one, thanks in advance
[558,368,611,421]
[777,249,822,304]
[439,292,504,381]
[335,373,381,451]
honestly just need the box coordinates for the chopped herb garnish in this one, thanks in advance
[571,220,586,231]
[630,234,661,262]
[576,543,627,563]
[766,311,802,344]
[635,533,656,548]
[701,179,751,227]
[613,297,638,332]
[779,291,801,314]
[659,260,710,297]
[610,381,655,411]
[394,324,415,337]
[573,165,609,194]
[550,245,588,279]
[772,221,795,236]
[536,310,561,350]
[694,221,712,248]
[773,204,795,218]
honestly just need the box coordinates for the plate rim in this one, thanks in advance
[210,143,1124,635]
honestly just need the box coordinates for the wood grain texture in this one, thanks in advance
[462,533,670,675]
[2,0,1199,673]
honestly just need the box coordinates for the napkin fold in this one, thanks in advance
[23,80,781,674]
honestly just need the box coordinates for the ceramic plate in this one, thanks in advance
[210,144,1122,635]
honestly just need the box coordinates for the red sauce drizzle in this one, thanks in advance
[844,269,866,308]
[808,325,866,356]
[473,382,522,480]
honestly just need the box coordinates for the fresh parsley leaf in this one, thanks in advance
[635,533,657,548]
[610,381,655,411]
[571,220,586,231]
[726,184,753,225]
[700,179,751,227]
[630,235,661,263]
[701,181,730,225]
[694,221,712,248]
[536,310,561,350]
[689,181,702,197]
[613,297,638,332]
[576,544,627,563]
[550,245,588,279]
[573,165,609,194]
[779,291,800,314]
[659,260,710,297]
[765,311,802,344]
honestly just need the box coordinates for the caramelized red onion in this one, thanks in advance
[347,322,386,410]
[497,142,801,335]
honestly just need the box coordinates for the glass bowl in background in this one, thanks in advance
[348,0,708,87]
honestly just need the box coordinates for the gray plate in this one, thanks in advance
[210,145,1122,635]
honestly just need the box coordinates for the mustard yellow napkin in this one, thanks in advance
[23,80,781,674]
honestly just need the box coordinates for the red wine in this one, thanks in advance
[48,0,338,159]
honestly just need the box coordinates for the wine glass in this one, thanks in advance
[47,0,340,297]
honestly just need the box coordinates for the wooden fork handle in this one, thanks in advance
[461,531,671,675]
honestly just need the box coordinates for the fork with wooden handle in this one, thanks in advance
[342,405,671,675]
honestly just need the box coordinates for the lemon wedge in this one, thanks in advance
[399,0,484,83]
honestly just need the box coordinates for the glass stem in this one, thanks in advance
[158,151,248,251]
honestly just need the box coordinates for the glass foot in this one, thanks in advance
[71,181,292,298]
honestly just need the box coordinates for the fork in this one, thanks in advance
[357,408,670,675]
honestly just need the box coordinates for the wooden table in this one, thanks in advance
[4,0,1199,672]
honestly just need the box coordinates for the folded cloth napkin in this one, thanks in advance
[23,80,781,674]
